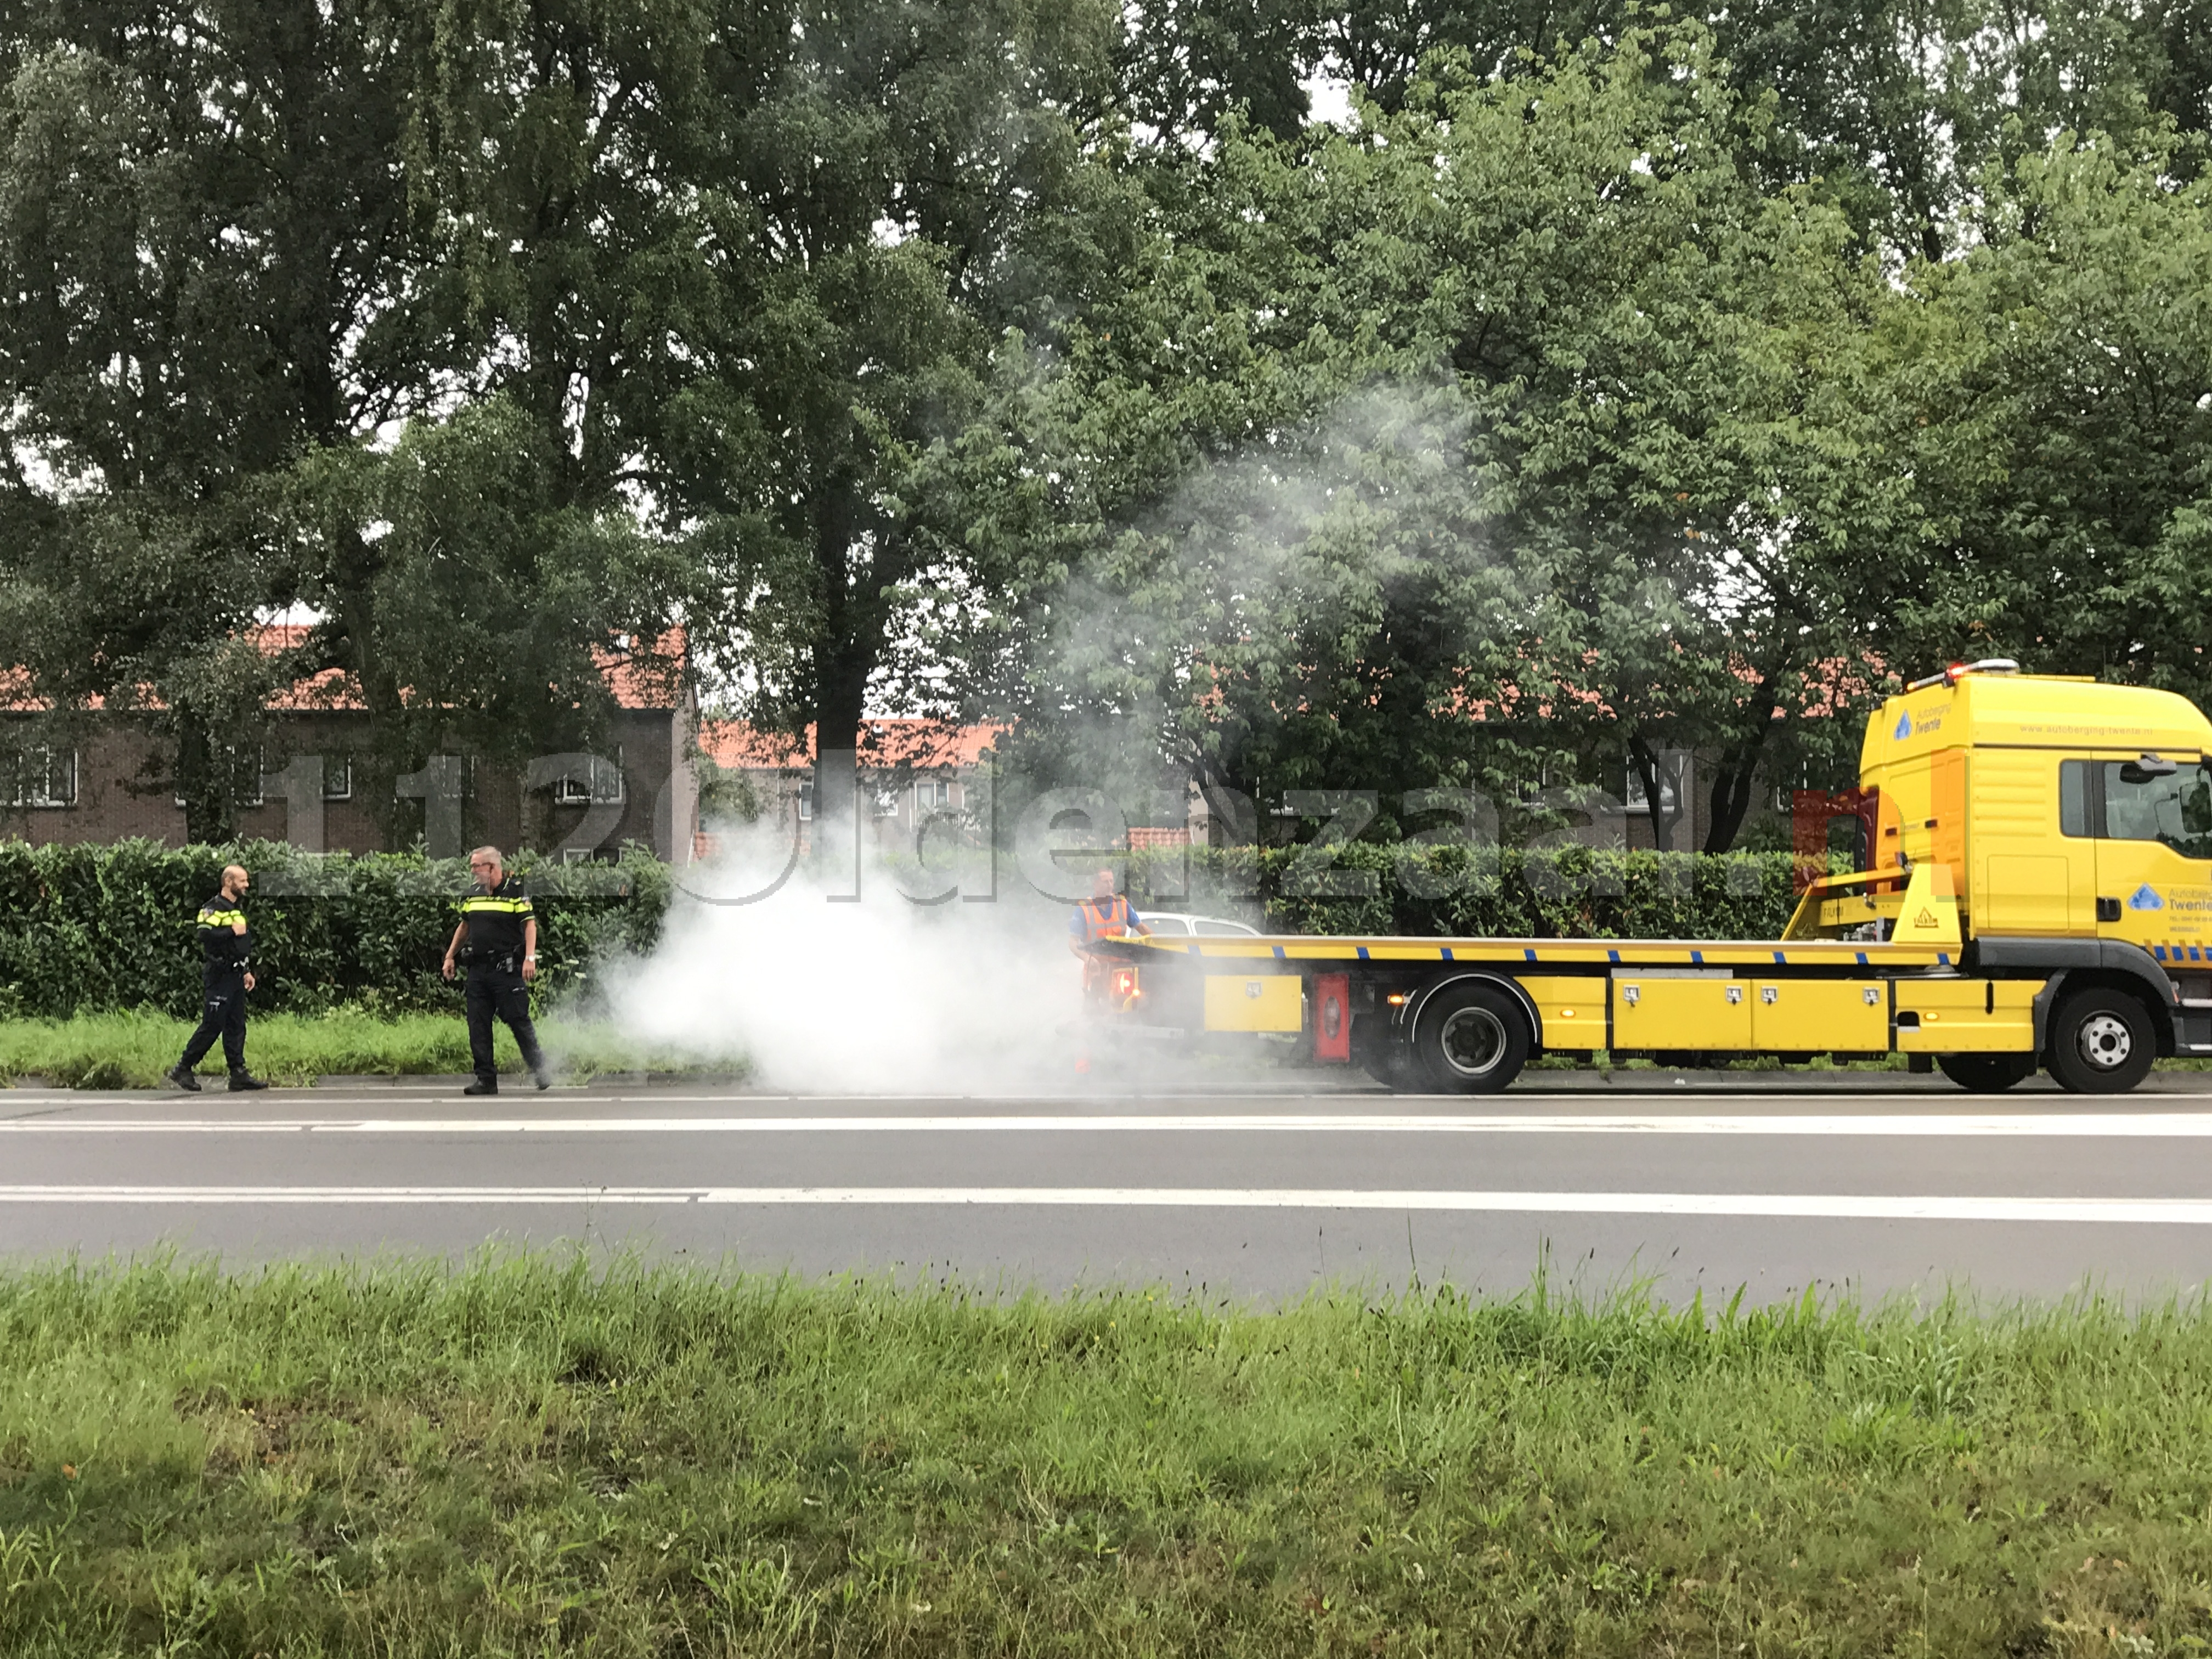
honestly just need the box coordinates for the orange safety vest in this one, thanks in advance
[1076,895,1133,946]
[1077,895,1137,1001]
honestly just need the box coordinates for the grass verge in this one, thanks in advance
[0,1257,2207,1655]
[0,1010,736,1088]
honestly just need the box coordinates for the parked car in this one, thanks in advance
[1135,911,1261,937]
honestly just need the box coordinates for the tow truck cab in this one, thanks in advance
[1107,665,2212,1094]
[1796,664,2212,1054]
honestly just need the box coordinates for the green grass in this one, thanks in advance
[0,1011,739,1088]
[0,1258,2209,1656]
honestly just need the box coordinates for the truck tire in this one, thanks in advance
[2044,989,2155,1095]
[1936,1053,2037,1092]
[1360,1043,1419,1092]
[1413,983,1530,1094]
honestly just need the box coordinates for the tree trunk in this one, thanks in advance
[173,707,236,846]
[806,483,877,889]
[1627,733,1685,852]
[1701,679,1784,854]
[1703,755,1764,854]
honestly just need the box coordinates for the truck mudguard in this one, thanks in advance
[1970,938,2177,1053]
[1401,971,1545,1051]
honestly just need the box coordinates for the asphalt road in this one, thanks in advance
[5,1070,2212,1301]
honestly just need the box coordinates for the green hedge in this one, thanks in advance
[0,840,670,1020]
[0,839,1804,1020]
[1126,844,1802,941]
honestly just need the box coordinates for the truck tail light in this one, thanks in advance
[1313,973,1352,1063]
[1113,967,1138,1002]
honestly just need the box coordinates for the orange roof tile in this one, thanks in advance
[700,719,1004,771]
[4,626,686,715]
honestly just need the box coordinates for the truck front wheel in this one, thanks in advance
[1414,984,1530,1094]
[1936,1053,2037,1092]
[2045,990,2155,1094]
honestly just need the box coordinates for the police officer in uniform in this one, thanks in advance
[442,845,552,1095]
[166,862,268,1092]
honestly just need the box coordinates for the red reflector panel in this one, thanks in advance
[1313,972,1351,1063]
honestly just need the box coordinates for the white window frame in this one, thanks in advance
[4,745,77,808]
[797,780,815,821]
[553,748,625,806]
[177,746,264,808]
[1624,755,1677,813]
[323,754,353,802]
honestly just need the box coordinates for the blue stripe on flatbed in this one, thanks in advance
[1773,950,1787,964]
[1441,947,1454,961]
[1272,945,1286,960]
[1857,951,1869,965]
[1938,951,1951,966]
[1357,946,1369,960]
[1691,949,1703,964]
[1525,948,1538,963]
[1607,949,1620,963]
[2157,945,2169,961]
[1187,942,1201,955]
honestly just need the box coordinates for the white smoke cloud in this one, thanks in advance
[602,811,1102,1093]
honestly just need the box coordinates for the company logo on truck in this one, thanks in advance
[1893,712,1913,741]
[2129,883,2165,911]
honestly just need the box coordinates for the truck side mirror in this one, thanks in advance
[2120,755,2179,783]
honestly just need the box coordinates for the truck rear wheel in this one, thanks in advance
[1936,1053,2037,1092]
[1413,983,1530,1094]
[2045,989,2155,1094]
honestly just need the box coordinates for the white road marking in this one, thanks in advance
[12,1112,2212,1137]
[2,1185,2212,1223]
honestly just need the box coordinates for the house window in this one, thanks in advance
[177,747,263,808]
[916,777,951,809]
[553,748,625,805]
[3,746,77,808]
[323,754,353,801]
[797,780,815,821]
[872,783,900,817]
[1624,757,1677,812]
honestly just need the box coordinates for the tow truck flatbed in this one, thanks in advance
[1092,665,2212,1096]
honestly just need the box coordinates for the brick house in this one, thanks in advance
[1,629,699,864]
[695,719,1001,855]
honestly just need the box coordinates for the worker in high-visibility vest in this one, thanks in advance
[1069,867,1149,1001]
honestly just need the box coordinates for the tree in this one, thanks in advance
[654,0,1132,828]
[1883,133,2212,703]
[0,3,431,838]
[1002,24,1913,850]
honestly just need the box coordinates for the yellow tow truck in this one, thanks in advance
[1103,662,2212,1093]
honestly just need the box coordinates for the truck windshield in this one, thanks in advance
[2101,759,2212,859]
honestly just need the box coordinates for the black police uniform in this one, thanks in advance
[457,875,550,1092]
[176,893,262,1088]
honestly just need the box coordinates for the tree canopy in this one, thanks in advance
[0,0,2207,850]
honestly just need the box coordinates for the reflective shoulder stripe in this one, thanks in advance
[459,898,532,914]
[198,908,245,927]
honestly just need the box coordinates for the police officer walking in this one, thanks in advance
[165,862,268,1092]
[442,845,552,1096]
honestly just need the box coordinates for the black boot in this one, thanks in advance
[464,1079,499,1096]
[165,1062,201,1093]
[228,1070,268,1092]
[534,1070,553,1091]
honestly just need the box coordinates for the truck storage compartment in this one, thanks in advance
[1748,980,1888,1051]
[1203,974,1304,1033]
[1894,978,2040,1052]
[1611,973,1751,1049]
